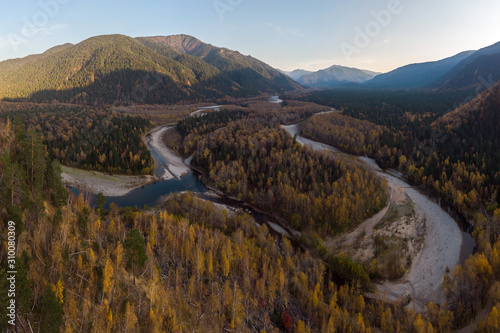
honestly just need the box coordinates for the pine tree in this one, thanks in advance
[45,159,68,207]
[0,151,29,208]
[16,254,33,316]
[124,229,147,280]
[22,129,46,197]
[40,284,64,333]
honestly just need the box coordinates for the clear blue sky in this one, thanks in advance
[0,0,499,73]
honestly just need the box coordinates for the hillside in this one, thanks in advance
[364,40,500,93]
[136,35,301,93]
[0,34,300,105]
[433,41,500,91]
[297,65,379,87]
[434,79,500,150]
[364,51,474,89]
[437,53,500,91]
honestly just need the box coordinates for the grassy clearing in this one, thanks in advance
[375,200,414,230]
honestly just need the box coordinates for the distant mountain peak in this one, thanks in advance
[280,69,313,81]
[296,65,380,88]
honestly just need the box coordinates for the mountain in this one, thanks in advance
[136,35,301,94]
[437,53,500,92]
[431,79,500,185]
[434,41,500,91]
[435,78,500,129]
[280,69,313,81]
[365,40,500,92]
[0,34,300,105]
[364,51,475,89]
[297,65,379,88]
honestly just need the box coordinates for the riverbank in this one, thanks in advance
[283,123,467,312]
[61,166,156,197]
[62,124,192,196]
[148,126,190,180]
[282,124,341,154]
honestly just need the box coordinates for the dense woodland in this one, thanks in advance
[1,117,462,332]
[301,112,390,157]
[193,118,387,236]
[300,87,500,219]
[301,85,500,331]
[300,89,469,130]
[0,103,154,175]
[0,82,498,331]
[167,105,387,247]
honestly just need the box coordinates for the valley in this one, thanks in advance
[63,98,475,315]
[0,13,499,330]
[285,118,474,312]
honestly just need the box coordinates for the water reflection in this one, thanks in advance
[67,170,207,209]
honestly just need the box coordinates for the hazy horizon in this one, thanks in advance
[0,0,499,73]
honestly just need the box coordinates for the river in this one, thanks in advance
[68,102,475,310]
[282,121,475,311]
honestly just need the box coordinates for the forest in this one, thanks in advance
[300,85,500,331]
[0,102,154,175]
[0,86,498,331]
[300,87,500,219]
[299,89,469,130]
[164,104,388,261]
[1,117,467,332]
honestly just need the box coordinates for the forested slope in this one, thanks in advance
[165,104,388,267]
[0,117,455,332]
[0,34,300,105]
[300,83,500,331]
[0,102,153,175]
[300,87,500,217]
[137,35,301,94]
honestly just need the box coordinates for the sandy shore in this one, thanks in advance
[188,105,221,117]
[282,124,341,153]
[285,124,465,311]
[148,126,190,180]
[61,166,156,197]
[359,155,463,309]
[62,125,191,196]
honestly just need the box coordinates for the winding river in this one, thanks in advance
[68,102,475,310]
[283,121,475,311]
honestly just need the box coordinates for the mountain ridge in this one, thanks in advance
[433,41,500,91]
[0,34,300,105]
[364,40,500,92]
[296,65,380,88]
[364,51,475,89]
[280,69,313,81]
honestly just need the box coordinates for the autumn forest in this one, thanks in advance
[0,28,500,333]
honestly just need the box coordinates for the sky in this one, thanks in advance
[0,0,499,73]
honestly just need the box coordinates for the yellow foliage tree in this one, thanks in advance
[414,314,425,333]
[486,306,499,332]
[54,279,64,303]
[103,258,114,297]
